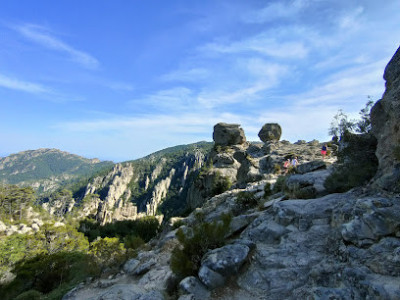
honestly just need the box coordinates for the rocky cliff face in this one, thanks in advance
[68,144,210,224]
[371,45,400,192]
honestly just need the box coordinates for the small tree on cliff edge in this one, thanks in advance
[329,98,375,140]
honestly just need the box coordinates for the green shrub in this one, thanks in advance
[235,191,258,211]
[89,237,126,271]
[273,176,287,194]
[263,182,272,199]
[0,252,98,300]
[14,290,42,300]
[170,213,232,279]
[324,132,378,193]
[79,216,160,243]
[211,171,232,196]
[394,145,400,161]
[273,164,281,174]
[285,184,317,199]
[123,235,145,250]
[172,219,185,229]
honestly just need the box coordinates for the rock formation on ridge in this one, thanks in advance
[213,123,246,146]
[258,123,282,142]
[371,45,400,192]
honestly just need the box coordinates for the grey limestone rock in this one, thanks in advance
[284,169,330,199]
[123,258,140,274]
[198,265,226,289]
[258,123,282,142]
[213,123,246,146]
[201,244,250,277]
[296,160,327,174]
[371,45,400,192]
[179,276,210,299]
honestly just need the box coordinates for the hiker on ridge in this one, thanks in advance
[321,144,327,160]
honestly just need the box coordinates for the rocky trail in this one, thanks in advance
[63,45,400,299]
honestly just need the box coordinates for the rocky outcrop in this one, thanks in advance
[213,123,246,146]
[228,192,400,299]
[371,45,400,192]
[186,123,334,209]
[258,123,282,142]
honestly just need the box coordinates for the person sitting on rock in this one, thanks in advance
[283,159,290,174]
[291,157,299,168]
[321,144,327,160]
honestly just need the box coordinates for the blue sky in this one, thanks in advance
[0,0,399,162]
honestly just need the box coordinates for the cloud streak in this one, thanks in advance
[13,24,99,69]
[242,0,307,24]
[201,34,308,59]
[0,73,50,94]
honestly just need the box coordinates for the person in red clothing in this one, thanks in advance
[321,144,327,159]
[283,159,290,174]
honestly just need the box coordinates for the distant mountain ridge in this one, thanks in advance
[0,148,114,193]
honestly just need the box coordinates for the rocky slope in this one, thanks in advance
[63,46,400,300]
[0,148,113,193]
[42,142,212,224]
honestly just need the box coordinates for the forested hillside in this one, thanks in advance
[0,149,114,194]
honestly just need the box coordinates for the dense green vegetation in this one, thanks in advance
[0,185,36,223]
[78,217,160,244]
[1,251,98,300]
[0,180,162,299]
[325,100,378,193]
[234,191,258,213]
[324,132,378,193]
[170,213,232,279]
[211,171,232,196]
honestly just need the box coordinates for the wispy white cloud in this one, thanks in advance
[130,87,195,112]
[12,24,99,69]
[202,34,308,59]
[197,61,288,108]
[0,73,50,94]
[294,60,386,108]
[160,68,210,82]
[338,6,364,30]
[242,0,307,24]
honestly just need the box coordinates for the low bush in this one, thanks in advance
[324,132,378,193]
[273,176,287,194]
[123,235,145,250]
[89,237,126,271]
[235,191,258,211]
[263,182,272,199]
[170,213,232,279]
[14,290,42,300]
[394,145,400,162]
[285,184,316,199]
[0,251,98,300]
[79,216,160,244]
[273,164,281,174]
[172,219,185,229]
[211,171,232,196]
